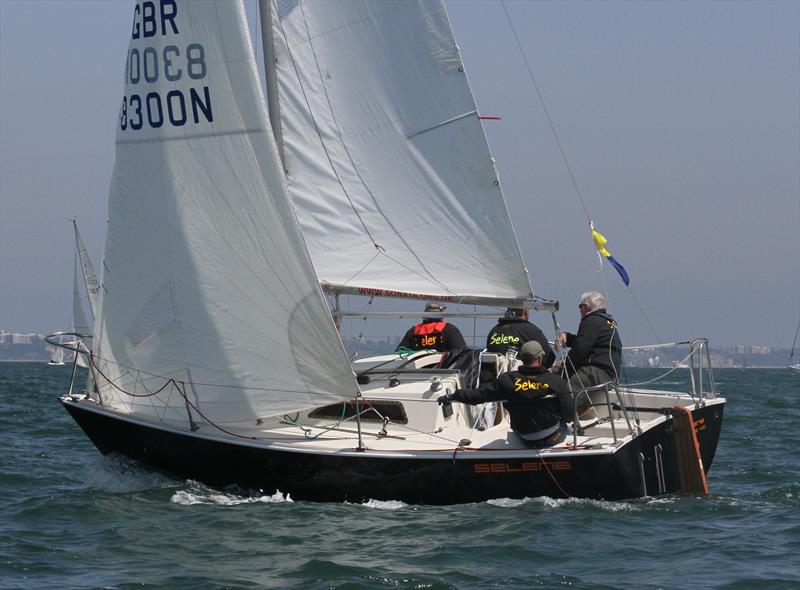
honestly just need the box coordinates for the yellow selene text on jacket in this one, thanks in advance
[513,378,551,392]
[489,333,521,346]
[419,334,439,348]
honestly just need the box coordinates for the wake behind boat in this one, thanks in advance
[55,0,724,504]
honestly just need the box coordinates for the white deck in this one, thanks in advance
[67,350,725,460]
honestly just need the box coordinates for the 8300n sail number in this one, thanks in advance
[120,43,213,131]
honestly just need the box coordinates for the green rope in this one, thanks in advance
[280,401,349,440]
[394,347,436,359]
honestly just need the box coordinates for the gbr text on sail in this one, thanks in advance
[120,0,213,131]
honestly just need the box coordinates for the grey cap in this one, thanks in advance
[519,340,544,362]
[425,302,446,313]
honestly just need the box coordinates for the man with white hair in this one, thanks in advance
[558,291,623,415]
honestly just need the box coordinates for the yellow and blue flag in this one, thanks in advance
[591,224,630,286]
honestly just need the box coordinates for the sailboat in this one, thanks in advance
[789,319,800,372]
[47,346,65,366]
[57,0,725,503]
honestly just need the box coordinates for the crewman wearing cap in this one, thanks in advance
[438,341,569,448]
[485,307,555,368]
[396,302,467,352]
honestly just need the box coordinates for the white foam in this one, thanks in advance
[487,495,639,511]
[358,499,409,510]
[85,456,177,493]
[486,497,532,508]
[170,486,293,506]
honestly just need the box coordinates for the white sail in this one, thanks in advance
[269,0,533,306]
[48,345,65,365]
[72,254,91,369]
[93,0,357,424]
[73,220,101,319]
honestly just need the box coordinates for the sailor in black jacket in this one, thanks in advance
[396,302,467,352]
[438,341,569,448]
[485,307,555,368]
[559,291,623,392]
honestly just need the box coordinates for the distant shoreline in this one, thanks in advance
[1,359,795,370]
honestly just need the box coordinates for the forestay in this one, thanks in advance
[93,0,357,423]
[269,0,533,305]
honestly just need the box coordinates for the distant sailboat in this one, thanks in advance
[790,319,800,372]
[56,0,725,503]
[47,346,65,366]
[71,220,99,368]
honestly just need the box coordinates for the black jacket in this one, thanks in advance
[485,318,555,368]
[397,319,467,352]
[451,366,567,436]
[564,309,623,379]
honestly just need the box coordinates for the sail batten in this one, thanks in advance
[270,0,533,303]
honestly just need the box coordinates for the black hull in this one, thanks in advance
[63,400,724,504]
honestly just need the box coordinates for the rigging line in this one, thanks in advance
[503,2,667,345]
[597,251,611,307]
[91,351,334,441]
[88,351,349,397]
[355,296,375,341]
[472,304,478,348]
[625,285,662,344]
[378,250,459,297]
[274,8,379,248]
[598,251,663,347]
[538,454,572,498]
[621,348,697,387]
[96,350,461,445]
[500,0,591,224]
[339,250,382,288]
[622,341,688,351]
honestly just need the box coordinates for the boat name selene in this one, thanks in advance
[121,0,213,131]
[474,461,571,474]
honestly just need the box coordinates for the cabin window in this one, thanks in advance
[308,400,408,424]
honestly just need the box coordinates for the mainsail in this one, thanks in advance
[93,0,357,423]
[269,0,533,305]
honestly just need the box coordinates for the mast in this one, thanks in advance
[259,0,285,170]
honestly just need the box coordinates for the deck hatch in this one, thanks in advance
[308,400,409,424]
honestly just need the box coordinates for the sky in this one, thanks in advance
[1,0,798,350]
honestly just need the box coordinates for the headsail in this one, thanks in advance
[269,0,533,306]
[72,253,91,369]
[72,220,101,319]
[94,0,357,423]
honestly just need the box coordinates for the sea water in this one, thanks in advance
[1,363,798,589]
